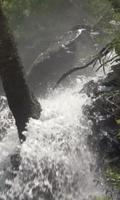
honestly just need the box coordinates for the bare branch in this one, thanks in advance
[54,38,120,89]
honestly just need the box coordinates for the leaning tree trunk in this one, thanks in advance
[0,3,41,142]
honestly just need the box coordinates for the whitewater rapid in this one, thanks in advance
[0,76,107,200]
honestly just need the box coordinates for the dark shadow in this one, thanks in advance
[0,4,41,142]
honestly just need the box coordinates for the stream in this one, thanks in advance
[0,74,109,200]
[0,0,117,199]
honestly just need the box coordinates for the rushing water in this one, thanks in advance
[0,75,108,200]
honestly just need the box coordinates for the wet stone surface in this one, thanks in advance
[82,76,120,198]
[83,77,120,166]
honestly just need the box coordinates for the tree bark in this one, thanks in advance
[0,4,41,142]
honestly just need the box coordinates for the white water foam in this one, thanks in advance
[0,76,107,200]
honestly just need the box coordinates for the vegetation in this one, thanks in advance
[106,167,120,189]
[54,0,120,87]
[2,0,66,35]
[1,0,120,195]
[2,0,64,24]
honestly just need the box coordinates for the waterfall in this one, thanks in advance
[0,76,107,200]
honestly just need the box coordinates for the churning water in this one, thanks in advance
[0,76,107,200]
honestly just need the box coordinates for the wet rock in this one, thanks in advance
[83,78,120,165]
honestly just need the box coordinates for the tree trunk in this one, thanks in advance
[0,4,41,142]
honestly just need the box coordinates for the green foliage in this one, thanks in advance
[109,0,120,12]
[86,0,111,18]
[2,0,64,27]
[2,0,120,65]
[106,167,120,189]
[112,37,120,54]
[1,0,66,40]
